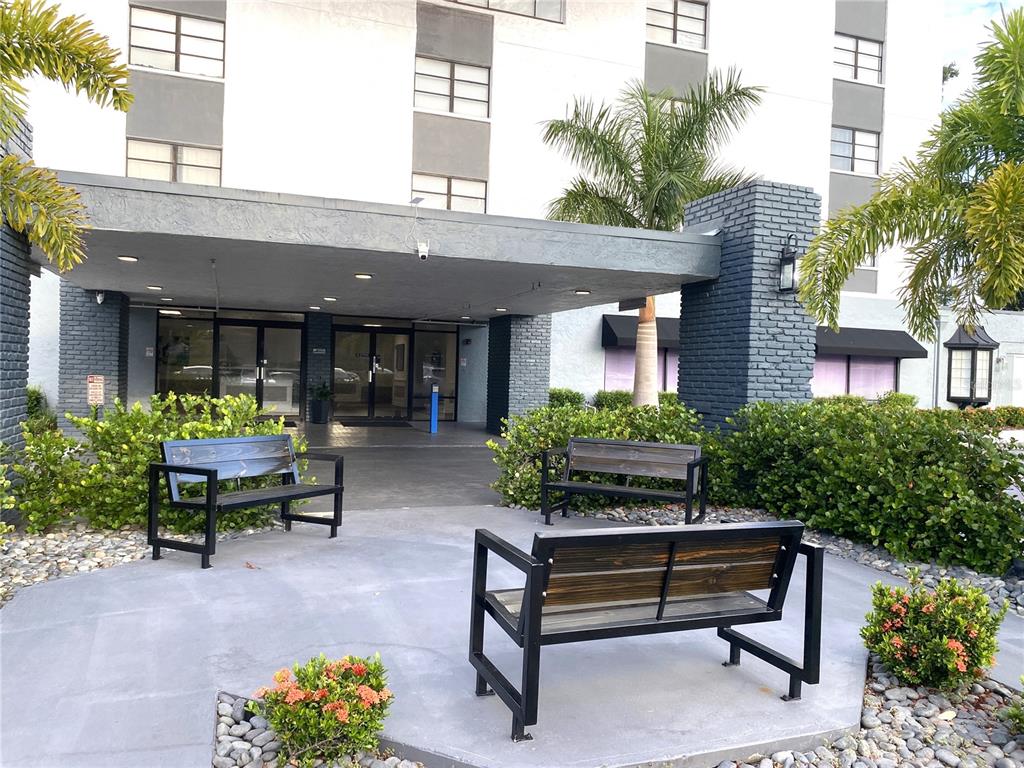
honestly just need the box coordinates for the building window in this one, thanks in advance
[948,348,994,404]
[450,0,564,22]
[412,173,486,213]
[603,348,678,393]
[129,6,225,77]
[812,354,897,399]
[834,33,882,84]
[414,56,490,118]
[127,138,222,186]
[830,126,880,174]
[646,0,708,49]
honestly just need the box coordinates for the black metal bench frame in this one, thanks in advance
[540,437,709,526]
[469,521,823,741]
[147,435,343,568]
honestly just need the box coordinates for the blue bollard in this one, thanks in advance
[430,384,439,434]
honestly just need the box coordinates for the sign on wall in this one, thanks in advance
[86,375,105,406]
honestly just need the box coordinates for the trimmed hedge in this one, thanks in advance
[593,390,680,409]
[548,388,586,408]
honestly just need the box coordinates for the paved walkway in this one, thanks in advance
[4,503,1020,768]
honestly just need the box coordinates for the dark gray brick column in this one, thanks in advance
[58,281,129,424]
[486,314,551,434]
[679,181,820,428]
[303,312,333,420]
[0,118,33,451]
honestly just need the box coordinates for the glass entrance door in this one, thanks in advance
[218,324,301,417]
[333,330,410,420]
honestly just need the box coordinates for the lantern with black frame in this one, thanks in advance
[944,326,999,407]
[779,233,798,292]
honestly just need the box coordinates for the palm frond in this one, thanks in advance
[546,177,642,228]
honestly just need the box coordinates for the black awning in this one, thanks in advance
[816,326,928,359]
[943,325,999,350]
[601,315,680,349]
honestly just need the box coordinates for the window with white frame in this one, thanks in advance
[126,138,222,186]
[948,348,993,403]
[830,126,880,174]
[412,173,486,213]
[414,57,490,118]
[646,0,708,49]
[129,6,224,77]
[834,33,883,84]
[451,0,564,22]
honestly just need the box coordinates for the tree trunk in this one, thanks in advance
[632,295,659,406]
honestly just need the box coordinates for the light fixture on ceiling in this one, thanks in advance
[159,309,182,316]
[323,296,337,302]
[495,307,508,312]
[160,297,174,302]
[364,323,382,328]
[460,316,471,320]
[309,305,321,311]
[573,289,591,295]
[146,285,163,291]
[354,273,373,280]
[117,255,139,263]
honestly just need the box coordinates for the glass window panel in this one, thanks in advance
[157,318,214,396]
[535,0,563,20]
[812,355,848,397]
[679,0,706,19]
[859,53,882,71]
[412,331,457,421]
[415,57,450,77]
[131,27,176,51]
[460,0,487,6]
[676,16,704,35]
[413,92,450,112]
[179,55,223,76]
[450,178,485,197]
[453,98,488,117]
[180,35,223,59]
[178,164,221,185]
[647,8,674,27]
[834,33,855,51]
[416,192,448,209]
[127,158,173,181]
[830,141,853,157]
[604,348,635,391]
[831,126,853,142]
[489,0,534,14]
[180,16,224,40]
[454,63,489,84]
[834,48,855,65]
[648,0,674,11]
[177,145,221,167]
[849,356,896,399]
[855,130,879,147]
[127,139,173,162]
[415,73,451,96]
[453,81,488,101]
[450,195,486,213]
[412,173,448,193]
[975,351,992,399]
[677,30,705,48]
[834,63,856,79]
[859,39,882,56]
[949,350,973,398]
[830,155,853,171]
[646,25,674,43]
[129,47,176,70]
[131,7,176,31]
[854,158,878,174]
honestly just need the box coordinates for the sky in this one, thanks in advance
[942,0,1024,105]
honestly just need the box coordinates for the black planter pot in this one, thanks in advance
[309,399,330,424]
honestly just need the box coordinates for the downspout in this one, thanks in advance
[932,314,942,408]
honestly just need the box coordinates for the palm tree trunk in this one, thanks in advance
[632,296,659,406]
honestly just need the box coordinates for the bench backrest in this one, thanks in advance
[160,435,299,502]
[565,438,699,482]
[531,520,803,615]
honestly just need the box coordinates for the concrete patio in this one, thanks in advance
[3,499,1020,768]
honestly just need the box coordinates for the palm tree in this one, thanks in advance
[800,8,1024,340]
[0,0,131,271]
[542,73,762,405]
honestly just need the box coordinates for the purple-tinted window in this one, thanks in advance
[811,354,848,397]
[812,354,897,398]
[603,348,675,391]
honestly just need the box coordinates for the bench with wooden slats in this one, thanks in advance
[148,435,344,568]
[540,438,708,526]
[469,520,823,742]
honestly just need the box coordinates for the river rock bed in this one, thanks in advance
[0,521,279,607]
[715,655,1023,768]
[212,692,421,768]
[578,505,1024,617]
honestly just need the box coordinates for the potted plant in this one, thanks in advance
[308,380,332,424]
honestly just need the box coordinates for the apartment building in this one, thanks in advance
[23,0,996,430]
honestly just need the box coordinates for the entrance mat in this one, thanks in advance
[339,421,413,428]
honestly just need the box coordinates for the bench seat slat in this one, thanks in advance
[550,538,782,574]
[173,483,341,510]
[568,442,698,480]
[545,481,687,502]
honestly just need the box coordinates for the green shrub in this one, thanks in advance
[658,390,680,406]
[10,427,85,533]
[876,391,918,409]
[721,398,1024,573]
[861,570,1006,690]
[592,390,633,409]
[548,387,586,408]
[24,384,57,432]
[488,401,703,510]
[1001,678,1024,734]
[0,463,14,543]
[253,653,392,768]
[958,405,1024,431]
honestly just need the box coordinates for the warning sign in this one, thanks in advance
[86,375,105,406]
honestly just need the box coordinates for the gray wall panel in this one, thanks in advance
[416,2,493,67]
[842,268,878,294]
[832,78,884,132]
[127,307,157,405]
[127,70,224,146]
[140,0,226,20]
[835,0,887,40]
[412,112,490,180]
[644,43,708,96]
[829,171,878,214]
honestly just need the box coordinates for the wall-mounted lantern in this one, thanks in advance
[779,234,798,292]
[944,325,999,406]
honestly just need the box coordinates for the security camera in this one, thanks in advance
[417,241,430,261]
[95,291,105,305]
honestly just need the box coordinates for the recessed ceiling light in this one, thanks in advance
[117,255,139,263]
[323,296,337,302]
[354,273,373,280]
[573,289,591,295]
[364,323,382,328]
[146,285,163,291]
[159,309,181,316]
[160,297,174,302]
[309,305,321,311]
[460,316,471,320]
[495,307,508,312]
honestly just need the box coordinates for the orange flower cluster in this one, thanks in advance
[946,638,968,672]
[324,700,350,723]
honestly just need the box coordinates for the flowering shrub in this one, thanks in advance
[861,570,1006,690]
[253,653,392,767]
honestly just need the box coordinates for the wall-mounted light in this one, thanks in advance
[779,234,798,292]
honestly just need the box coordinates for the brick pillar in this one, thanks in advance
[679,181,820,428]
[486,314,551,434]
[303,312,333,420]
[0,118,33,451]
[58,281,129,425]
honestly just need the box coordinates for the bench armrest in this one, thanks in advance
[540,448,567,483]
[294,452,344,486]
[475,529,536,573]
[149,462,219,480]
